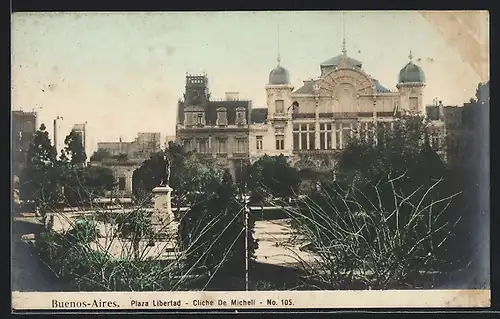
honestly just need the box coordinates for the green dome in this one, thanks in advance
[269,64,290,85]
[398,62,425,83]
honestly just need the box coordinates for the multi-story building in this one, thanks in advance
[249,44,427,168]
[176,74,252,178]
[92,132,160,197]
[97,132,161,159]
[426,93,488,168]
[72,123,87,151]
[12,110,37,178]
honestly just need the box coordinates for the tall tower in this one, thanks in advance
[72,123,87,153]
[265,52,294,154]
[396,51,426,115]
[184,73,209,106]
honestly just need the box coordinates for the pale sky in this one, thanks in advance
[11,11,489,155]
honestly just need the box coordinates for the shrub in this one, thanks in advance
[282,173,462,289]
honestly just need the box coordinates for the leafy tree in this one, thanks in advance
[132,143,223,205]
[247,154,301,203]
[181,170,258,280]
[89,148,112,162]
[19,124,60,213]
[63,130,87,165]
[60,131,115,206]
[336,115,445,189]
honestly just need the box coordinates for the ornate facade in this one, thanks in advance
[249,44,427,167]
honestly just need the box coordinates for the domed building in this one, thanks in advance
[249,46,427,164]
[269,57,291,85]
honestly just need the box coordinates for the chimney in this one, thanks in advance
[225,92,240,101]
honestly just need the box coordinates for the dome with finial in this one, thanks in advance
[398,51,425,84]
[320,39,362,76]
[269,55,290,85]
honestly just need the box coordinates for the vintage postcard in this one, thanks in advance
[11,10,490,312]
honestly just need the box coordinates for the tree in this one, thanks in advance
[60,131,115,206]
[89,148,112,162]
[19,124,60,213]
[132,143,223,205]
[63,130,87,165]
[180,170,258,281]
[336,116,445,188]
[247,154,301,203]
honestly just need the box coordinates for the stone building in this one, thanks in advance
[12,110,37,178]
[97,132,162,158]
[92,132,162,197]
[249,44,427,167]
[176,74,252,178]
[72,123,87,152]
[426,98,486,168]
[89,158,143,198]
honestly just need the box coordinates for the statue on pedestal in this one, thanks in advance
[159,152,171,187]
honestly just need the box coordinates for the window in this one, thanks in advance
[308,132,315,150]
[197,139,208,153]
[431,136,440,149]
[293,123,315,150]
[256,136,263,150]
[236,138,247,153]
[184,112,193,126]
[342,123,352,148]
[335,123,342,149]
[183,139,193,152]
[409,97,418,112]
[118,177,126,191]
[236,108,247,125]
[319,123,333,150]
[293,125,300,150]
[275,135,284,150]
[275,100,285,114]
[217,108,228,126]
[196,113,205,125]
[216,138,227,153]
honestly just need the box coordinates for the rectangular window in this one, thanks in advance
[184,112,193,126]
[236,139,247,153]
[335,123,341,149]
[196,139,208,153]
[341,123,352,148]
[293,133,299,150]
[196,113,205,125]
[236,111,246,125]
[118,177,126,191]
[432,136,439,149]
[319,122,333,150]
[256,136,263,150]
[216,139,227,153]
[409,97,418,112]
[275,100,285,114]
[217,111,227,126]
[308,132,315,150]
[275,135,284,150]
[301,133,308,150]
[183,139,192,152]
